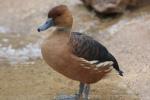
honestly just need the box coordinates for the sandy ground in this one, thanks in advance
[0,0,150,100]
[0,60,139,100]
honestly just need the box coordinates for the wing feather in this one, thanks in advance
[70,32,108,61]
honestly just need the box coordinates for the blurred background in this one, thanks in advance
[0,0,150,100]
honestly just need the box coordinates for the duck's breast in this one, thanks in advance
[41,34,68,68]
[41,33,109,84]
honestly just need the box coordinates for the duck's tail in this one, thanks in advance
[106,53,123,76]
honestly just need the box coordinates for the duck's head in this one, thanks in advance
[37,5,73,32]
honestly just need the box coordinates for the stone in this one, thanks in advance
[80,0,150,14]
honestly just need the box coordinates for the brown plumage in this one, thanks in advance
[38,5,123,99]
[70,32,123,76]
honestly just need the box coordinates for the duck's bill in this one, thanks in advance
[37,18,54,32]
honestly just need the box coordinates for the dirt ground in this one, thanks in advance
[0,0,150,100]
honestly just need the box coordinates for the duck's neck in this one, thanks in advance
[56,27,71,33]
[53,27,71,37]
[47,27,71,41]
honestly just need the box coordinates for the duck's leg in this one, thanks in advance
[54,82,85,100]
[75,82,85,99]
[83,84,90,100]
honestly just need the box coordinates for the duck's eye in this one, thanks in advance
[56,13,61,17]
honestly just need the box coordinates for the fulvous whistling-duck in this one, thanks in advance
[37,5,123,100]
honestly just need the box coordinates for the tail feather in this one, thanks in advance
[106,53,123,76]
